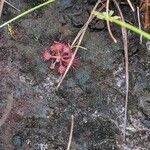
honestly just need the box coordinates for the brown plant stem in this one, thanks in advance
[113,0,129,141]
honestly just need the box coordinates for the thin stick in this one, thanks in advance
[0,0,5,18]
[113,0,129,141]
[57,0,102,89]
[0,93,14,127]
[71,25,85,47]
[106,0,117,43]
[66,115,74,150]
[5,0,20,12]
[137,7,142,44]
[0,0,55,28]
[127,0,135,12]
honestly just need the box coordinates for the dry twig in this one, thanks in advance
[106,0,117,43]
[127,0,135,12]
[5,0,20,12]
[66,115,74,150]
[113,0,129,141]
[0,0,20,19]
[137,6,143,44]
[0,0,5,18]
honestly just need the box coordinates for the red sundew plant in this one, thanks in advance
[42,41,79,75]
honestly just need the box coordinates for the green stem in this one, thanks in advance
[0,0,56,28]
[93,11,150,40]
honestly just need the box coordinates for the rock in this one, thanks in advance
[139,92,150,117]
[72,15,85,27]
[89,20,105,30]
[12,134,23,150]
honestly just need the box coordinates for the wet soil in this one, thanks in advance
[0,0,150,150]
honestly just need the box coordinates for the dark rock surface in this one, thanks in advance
[0,0,149,149]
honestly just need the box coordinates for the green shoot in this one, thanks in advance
[0,0,56,28]
[93,11,150,40]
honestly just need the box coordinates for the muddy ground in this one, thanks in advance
[0,0,150,150]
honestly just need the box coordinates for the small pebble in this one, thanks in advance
[12,134,23,150]
[72,16,84,27]
[89,20,105,30]
[19,76,26,83]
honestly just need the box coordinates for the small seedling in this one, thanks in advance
[93,11,150,40]
[42,42,79,75]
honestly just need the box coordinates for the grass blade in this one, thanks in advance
[0,0,56,28]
